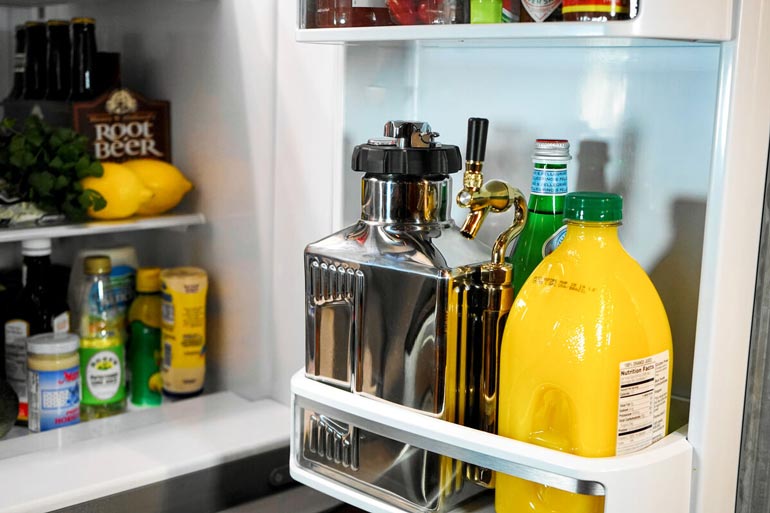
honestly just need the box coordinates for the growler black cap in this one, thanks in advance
[351,121,462,177]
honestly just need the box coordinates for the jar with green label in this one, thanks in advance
[78,256,126,420]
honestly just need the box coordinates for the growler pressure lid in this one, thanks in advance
[352,121,462,177]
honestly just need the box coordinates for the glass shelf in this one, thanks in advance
[0,212,205,243]
[297,0,733,45]
[0,393,289,511]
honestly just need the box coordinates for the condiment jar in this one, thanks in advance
[561,0,630,21]
[27,333,81,432]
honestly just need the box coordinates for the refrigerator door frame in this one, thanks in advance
[287,1,770,512]
[688,0,770,511]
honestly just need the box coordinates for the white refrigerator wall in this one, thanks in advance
[0,0,288,401]
[0,0,344,405]
[340,41,721,401]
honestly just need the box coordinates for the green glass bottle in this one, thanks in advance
[509,139,571,296]
[471,0,503,23]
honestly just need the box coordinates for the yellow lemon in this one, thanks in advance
[81,162,154,220]
[121,159,194,215]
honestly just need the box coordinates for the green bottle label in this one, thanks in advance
[531,167,568,195]
[80,346,126,405]
[129,320,162,407]
[542,225,568,257]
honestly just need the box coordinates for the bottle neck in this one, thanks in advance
[529,162,568,214]
[563,221,621,246]
[361,175,452,225]
[23,255,51,287]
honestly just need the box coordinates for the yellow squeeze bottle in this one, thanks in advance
[496,192,673,513]
[160,267,208,398]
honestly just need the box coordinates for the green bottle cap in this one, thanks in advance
[564,192,623,222]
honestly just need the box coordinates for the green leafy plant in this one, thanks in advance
[0,116,106,220]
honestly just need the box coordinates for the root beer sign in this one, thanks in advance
[73,88,171,162]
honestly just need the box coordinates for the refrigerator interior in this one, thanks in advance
[0,0,280,402]
[0,1,316,510]
[0,0,768,512]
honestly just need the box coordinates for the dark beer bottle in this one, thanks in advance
[5,26,26,101]
[23,21,47,100]
[46,20,71,101]
[70,17,98,101]
[5,239,71,424]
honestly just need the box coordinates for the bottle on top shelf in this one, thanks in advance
[5,25,25,101]
[45,20,72,101]
[22,21,47,100]
[519,0,563,21]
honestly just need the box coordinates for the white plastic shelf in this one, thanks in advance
[0,0,212,5]
[297,0,732,44]
[0,392,289,513]
[290,371,694,513]
[0,212,205,243]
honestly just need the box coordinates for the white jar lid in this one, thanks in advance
[26,333,80,355]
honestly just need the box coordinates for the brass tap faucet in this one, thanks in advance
[456,118,521,239]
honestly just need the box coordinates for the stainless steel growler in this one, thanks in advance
[299,119,527,512]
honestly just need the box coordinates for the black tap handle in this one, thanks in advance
[466,118,489,163]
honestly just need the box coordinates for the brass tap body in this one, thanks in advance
[456,159,521,239]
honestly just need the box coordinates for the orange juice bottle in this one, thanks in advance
[496,192,673,513]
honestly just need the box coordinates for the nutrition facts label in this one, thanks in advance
[616,350,670,456]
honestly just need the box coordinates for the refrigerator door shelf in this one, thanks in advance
[297,0,732,44]
[290,370,693,513]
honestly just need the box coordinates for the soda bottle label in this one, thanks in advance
[562,0,629,14]
[80,345,126,405]
[531,168,568,195]
[616,350,670,456]
[53,312,70,333]
[521,0,561,22]
[5,319,30,420]
[352,0,387,6]
[542,225,567,257]
[130,320,162,407]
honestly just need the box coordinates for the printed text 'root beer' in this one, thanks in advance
[73,88,171,163]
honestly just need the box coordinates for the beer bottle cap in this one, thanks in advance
[71,17,96,25]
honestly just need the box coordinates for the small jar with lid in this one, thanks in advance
[315,0,393,27]
[27,333,81,432]
[561,0,630,21]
